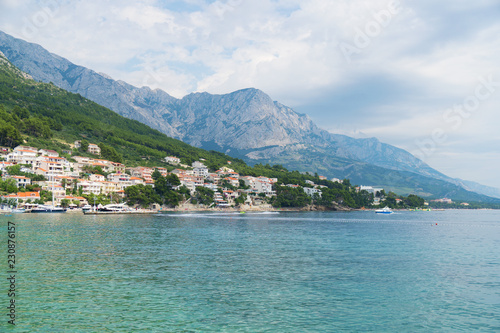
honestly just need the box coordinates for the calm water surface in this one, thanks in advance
[1,210,499,332]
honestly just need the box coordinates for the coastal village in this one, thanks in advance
[0,143,460,212]
[0,143,344,211]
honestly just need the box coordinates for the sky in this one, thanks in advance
[1,0,500,188]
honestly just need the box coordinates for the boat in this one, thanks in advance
[98,203,131,212]
[84,203,156,215]
[30,177,67,213]
[11,208,26,213]
[30,204,67,213]
[0,206,12,213]
[375,206,393,214]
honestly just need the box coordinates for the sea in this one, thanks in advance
[1,210,499,332]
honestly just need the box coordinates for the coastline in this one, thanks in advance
[61,205,492,215]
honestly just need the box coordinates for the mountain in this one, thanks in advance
[1,30,497,200]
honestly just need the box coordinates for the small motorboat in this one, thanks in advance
[375,206,393,214]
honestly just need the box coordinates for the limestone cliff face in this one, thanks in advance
[165,89,325,149]
[0,30,461,187]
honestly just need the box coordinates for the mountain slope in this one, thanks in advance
[1,30,496,200]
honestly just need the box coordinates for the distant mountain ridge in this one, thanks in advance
[1,30,497,200]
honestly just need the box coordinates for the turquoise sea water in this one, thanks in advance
[1,210,499,332]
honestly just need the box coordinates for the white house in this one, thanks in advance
[245,177,274,194]
[0,161,15,173]
[11,176,31,188]
[359,185,384,197]
[89,174,106,182]
[165,156,181,165]
[107,173,131,183]
[303,187,322,197]
[77,180,102,195]
[223,177,239,188]
[6,148,38,166]
[192,161,209,178]
[203,183,218,191]
[38,149,59,157]
[35,156,69,177]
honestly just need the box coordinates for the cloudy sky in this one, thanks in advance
[1,0,500,188]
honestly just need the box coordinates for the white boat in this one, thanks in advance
[98,203,131,212]
[30,204,67,213]
[0,206,12,214]
[375,206,393,214]
[81,204,92,211]
[30,176,66,213]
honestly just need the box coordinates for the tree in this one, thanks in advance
[238,179,250,190]
[272,185,311,208]
[151,169,162,181]
[0,122,22,148]
[12,106,30,119]
[220,179,236,190]
[405,194,425,208]
[22,117,52,138]
[124,185,161,208]
[83,193,111,206]
[166,174,181,188]
[60,199,71,208]
[0,178,18,193]
[164,190,181,207]
[5,165,23,176]
[79,139,89,153]
[82,165,104,175]
[191,187,214,206]
[72,179,79,195]
[177,185,191,200]
[98,142,123,163]
[152,173,181,207]
[234,193,247,206]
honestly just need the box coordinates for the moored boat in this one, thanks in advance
[98,203,131,212]
[30,204,67,213]
[375,206,393,214]
[81,204,93,212]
